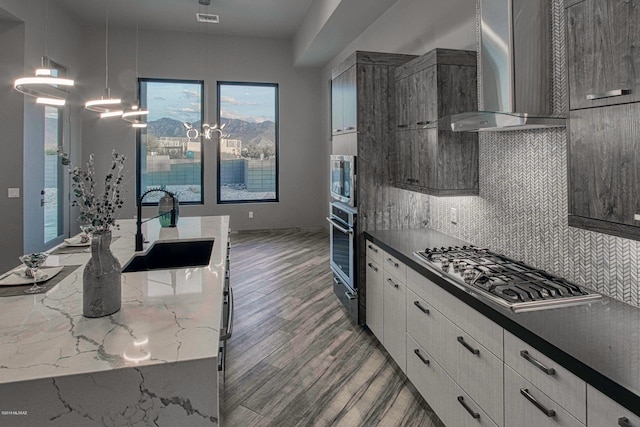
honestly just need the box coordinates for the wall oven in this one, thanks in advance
[330,155,356,207]
[327,201,358,322]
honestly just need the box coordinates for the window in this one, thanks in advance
[217,82,279,203]
[137,78,204,205]
[44,106,64,243]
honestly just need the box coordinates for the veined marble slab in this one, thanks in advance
[0,216,228,426]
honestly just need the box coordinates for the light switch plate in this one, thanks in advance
[634,214,640,222]
[8,188,19,198]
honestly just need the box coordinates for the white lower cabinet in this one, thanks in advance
[383,269,406,372]
[407,334,499,427]
[365,257,383,342]
[445,323,504,425]
[505,331,586,424]
[505,365,585,427]
[587,385,640,427]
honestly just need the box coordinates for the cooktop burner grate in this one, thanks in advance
[414,246,601,312]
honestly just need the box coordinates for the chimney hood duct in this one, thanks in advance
[448,0,565,132]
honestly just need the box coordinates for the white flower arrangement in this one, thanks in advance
[58,149,126,232]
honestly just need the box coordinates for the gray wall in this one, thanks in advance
[0,20,24,272]
[0,0,82,270]
[79,27,325,232]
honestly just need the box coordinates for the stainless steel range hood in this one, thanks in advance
[449,0,565,132]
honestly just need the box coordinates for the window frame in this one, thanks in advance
[216,81,280,205]
[136,77,205,206]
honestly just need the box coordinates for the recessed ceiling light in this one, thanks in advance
[196,13,219,24]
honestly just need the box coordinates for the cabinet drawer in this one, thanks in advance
[406,289,447,362]
[407,268,503,359]
[406,335,499,427]
[587,385,640,427]
[505,366,585,427]
[382,251,406,284]
[408,287,504,425]
[365,240,383,265]
[504,331,586,424]
[445,322,504,426]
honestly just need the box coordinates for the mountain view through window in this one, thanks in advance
[138,79,204,204]
[217,82,278,203]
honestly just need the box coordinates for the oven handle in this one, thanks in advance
[326,217,353,234]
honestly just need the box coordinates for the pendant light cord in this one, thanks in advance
[135,0,140,79]
[44,0,49,58]
[105,4,110,90]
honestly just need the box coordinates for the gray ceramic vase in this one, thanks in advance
[83,230,122,318]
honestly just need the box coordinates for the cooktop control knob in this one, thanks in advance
[463,267,476,283]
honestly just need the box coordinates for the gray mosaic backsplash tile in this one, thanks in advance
[413,0,640,308]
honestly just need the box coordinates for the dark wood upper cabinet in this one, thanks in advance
[392,48,479,196]
[566,0,640,110]
[568,104,640,240]
[566,0,640,240]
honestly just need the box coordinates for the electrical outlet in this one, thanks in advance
[249,211,254,219]
[8,188,20,198]
[450,208,458,224]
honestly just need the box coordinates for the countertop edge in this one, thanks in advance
[365,231,640,418]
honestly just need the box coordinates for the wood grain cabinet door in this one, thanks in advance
[341,66,357,134]
[568,104,640,237]
[331,74,344,134]
[567,0,640,110]
[395,76,410,130]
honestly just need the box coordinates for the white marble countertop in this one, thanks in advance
[0,216,229,386]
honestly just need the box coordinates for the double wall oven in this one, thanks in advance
[328,155,359,323]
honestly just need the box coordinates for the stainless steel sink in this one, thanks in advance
[122,239,215,273]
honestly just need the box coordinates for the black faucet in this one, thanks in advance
[136,189,177,251]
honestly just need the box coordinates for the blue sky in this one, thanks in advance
[219,84,276,123]
[145,81,276,123]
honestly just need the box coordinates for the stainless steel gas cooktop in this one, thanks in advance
[414,246,601,312]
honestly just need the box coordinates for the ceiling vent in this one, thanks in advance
[196,13,219,24]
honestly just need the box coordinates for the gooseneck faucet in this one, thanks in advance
[135,189,177,251]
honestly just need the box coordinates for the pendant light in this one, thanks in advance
[122,0,149,128]
[85,4,122,117]
[14,0,74,106]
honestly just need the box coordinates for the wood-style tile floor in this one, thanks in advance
[220,230,445,427]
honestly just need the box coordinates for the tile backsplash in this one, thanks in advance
[417,0,640,308]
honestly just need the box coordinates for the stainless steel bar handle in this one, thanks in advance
[220,286,234,341]
[367,244,379,253]
[618,417,632,427]
[333,128,342,133]
[416,121,430,126]
[520,350,555,375]
[345,126,356,130]
[386,278,399,288]
[413,301,430,315]
[520,388,556,418]
[457,336,480,356]
[326,217,352,234]
[386,258,399,268]
[586,89,630,100]
[457,396,480,419]
[344,290,356,300]
[367,262,378,272]
[414,349,430,365]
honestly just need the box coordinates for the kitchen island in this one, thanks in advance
[0,216,229,426]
